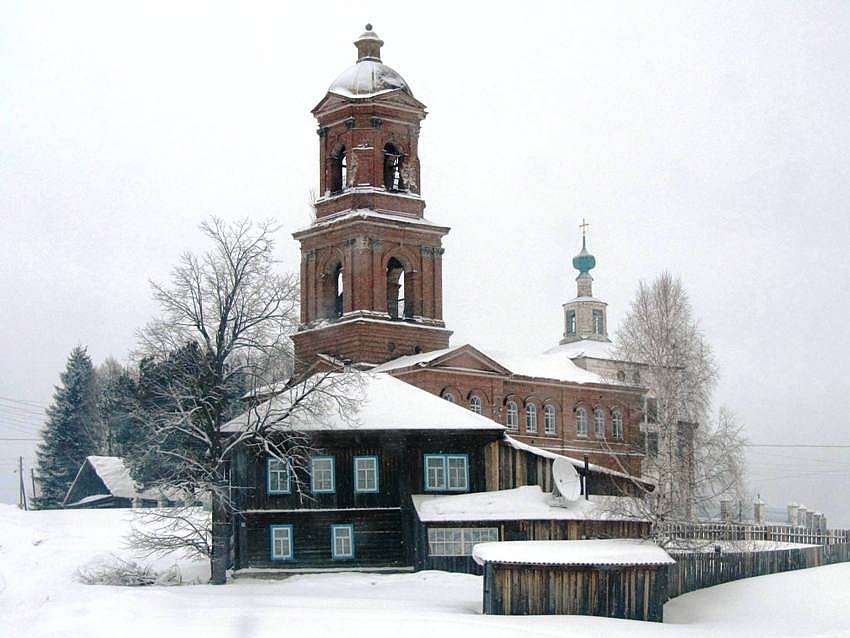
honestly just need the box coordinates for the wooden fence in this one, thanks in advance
[657,521,850,546]
[666,543,850,599]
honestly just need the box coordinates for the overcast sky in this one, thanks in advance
[2,2,849,524]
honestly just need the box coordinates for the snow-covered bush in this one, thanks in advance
[74,554,182,586]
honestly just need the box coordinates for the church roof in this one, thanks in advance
[328,60,412,99]
[543,339,619,361]
[222,372,504,433]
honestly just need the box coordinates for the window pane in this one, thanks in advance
[332,526,353,558]
[446,456,468,490]
[354,457,378,493]
[268,459,289,493]
[425,456,445,490]
[311,457,335,493]
[271,526,292,560]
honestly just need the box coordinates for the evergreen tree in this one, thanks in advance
[33,346,102,508]
[95,359,142,457]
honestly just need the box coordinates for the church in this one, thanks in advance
[226,26,652,574]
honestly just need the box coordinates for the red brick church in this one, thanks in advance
[291,25,645,478]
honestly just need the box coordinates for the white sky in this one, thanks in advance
[1,2,849,524]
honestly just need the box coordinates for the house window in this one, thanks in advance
[576,407,588,437]
[592,309,604,335]
[270,525,293,560]
[613,410,624,440]
[566,309,576,335]
[469,395,482,414]
[427,527,499,556]
[267,458,290,494]
[525,403,538,433]
[506,400,519,431]
[311,456,335,494]
[353,456,379,493]
[424,454,468,491]
[331,524,354,560]
[443,392,456,404]
[544,405,556,434]
[594,408,605,438]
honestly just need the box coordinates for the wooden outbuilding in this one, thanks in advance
[473,539,674,621]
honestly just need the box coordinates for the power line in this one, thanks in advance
[745,444,850,448]
[0,395,46,408]
[0,437,40,441]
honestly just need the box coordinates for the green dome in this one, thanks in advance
[572,237,596,275]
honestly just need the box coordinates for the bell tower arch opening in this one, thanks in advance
[386,256,413,319]
[330,145,347,194]
[383,143,405,192]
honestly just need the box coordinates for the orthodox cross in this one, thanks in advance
[579,218,589,240]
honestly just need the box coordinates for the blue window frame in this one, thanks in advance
[267,458,290,495]
[270,524,293,560]
[353,456,379,494]
[331,524,355,559]
[311,456,335,494]
[424,454,469,492]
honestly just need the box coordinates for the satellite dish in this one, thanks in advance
[552,457,581,502]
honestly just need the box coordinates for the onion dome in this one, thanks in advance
[572,235,596,275]
[328,25,413,98]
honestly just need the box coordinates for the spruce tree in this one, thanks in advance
[33,346,102,508]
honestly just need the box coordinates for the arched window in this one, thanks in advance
[576,407,588,438]
[386,257,411,319]
[331,146,347,193]
[592,309,604,335]
[443,392,455,404]
[525,404,538,433]
[544,404,556,434]
[469,395,482,414]
[383,143,404,191]
[594,408,605,438]
[612,410,624,440]
[566,309,576,336]
[505,400,518,431]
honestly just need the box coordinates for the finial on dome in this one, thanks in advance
[572,218,596,275]
[355,24,384,62]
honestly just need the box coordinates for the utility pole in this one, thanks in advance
[31,468,38,504]
[18,456,28,511]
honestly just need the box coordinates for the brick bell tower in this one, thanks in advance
[292,25,452,369]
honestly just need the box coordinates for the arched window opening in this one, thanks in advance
[612,410,624,440]
[544,405,556,435]
[331,146,347,193]
[506,401,518,431]
[383,143,405,192]
[566,309,576,336]
[525,404,538,433]
[334,264,344,317]
[386,257,411,319]
[469,395,482,414]
[594,408,605,438]
[443,392,456,404]
[576,407,588,438]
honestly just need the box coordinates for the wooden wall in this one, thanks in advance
[482,563,668,621]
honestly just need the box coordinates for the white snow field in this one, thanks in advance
[2,504,849,638]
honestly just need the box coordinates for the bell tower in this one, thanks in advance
[292,26,452,369]
[560,221,610,344]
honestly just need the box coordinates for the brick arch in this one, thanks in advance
[439,385,462,404]
[317,248,346,319]
[502,394,521,430]
[381,247,420,318]
[465,388,491,417]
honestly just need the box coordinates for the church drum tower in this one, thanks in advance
[292,26,452,369]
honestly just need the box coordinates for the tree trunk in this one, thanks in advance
[210,490,229,585]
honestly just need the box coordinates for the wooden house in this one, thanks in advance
[63,456,173,509]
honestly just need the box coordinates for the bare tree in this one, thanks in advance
[612,272,745,524]
[132,217,360,584]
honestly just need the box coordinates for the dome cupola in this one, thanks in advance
[327,24,413,98]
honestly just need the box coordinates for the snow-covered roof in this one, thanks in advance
[371,347,456,373]
[412,485,645,522]
[299,206,441,234]
[472,539,674,567]
[222,372,505,433]
[543,339,619,360]
[86,456,152,500]
[328,60,412,98]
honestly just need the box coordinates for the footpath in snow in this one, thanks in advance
[1,504,849,638]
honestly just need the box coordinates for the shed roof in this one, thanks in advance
[472,539,675,567]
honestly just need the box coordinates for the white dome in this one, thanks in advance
[328,60,413,99]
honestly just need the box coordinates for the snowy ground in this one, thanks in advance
[1,505,849,638]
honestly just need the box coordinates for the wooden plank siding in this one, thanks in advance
[482,563,668,621]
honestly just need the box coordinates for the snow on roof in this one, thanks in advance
[371,347,456,373]
[222,372,505,433]
[472,539,674,567]
[412,485,645,522]
[542,339,619,361]
[298,206,441,234]
[85,456,162,501]
[501,435,642,482]
[478,348,605,384]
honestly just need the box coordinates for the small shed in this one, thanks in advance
[473,538,674,621]
[62,456,173,509]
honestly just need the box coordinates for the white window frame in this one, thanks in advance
[525,403,538,433]
[424,454,469,491]
[267,458,290,495]
[506,400,519,431]
[544,404,556,435]
[613,410,624,440]
[270,524,293,560]
[331,524,354,560]
[469,395,482,414]
[427,527,499,556]
[353,456,379,494]
[310,456,335,494]
[576,407,588,437]
[594,408,605,438]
